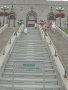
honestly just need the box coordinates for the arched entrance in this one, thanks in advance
[8,11,16,27]
[26,10,37,27]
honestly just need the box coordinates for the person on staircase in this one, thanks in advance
[24,27,28,34]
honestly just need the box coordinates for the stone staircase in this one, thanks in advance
[0,28,63,90]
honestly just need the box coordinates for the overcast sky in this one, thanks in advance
[47,0,68,1]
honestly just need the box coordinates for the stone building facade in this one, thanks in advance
[0,0,68,27]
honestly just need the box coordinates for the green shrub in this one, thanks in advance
[63,29,68,34]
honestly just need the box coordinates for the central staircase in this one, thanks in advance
[0,28,63,90]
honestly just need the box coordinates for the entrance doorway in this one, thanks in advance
[26,10,37,27]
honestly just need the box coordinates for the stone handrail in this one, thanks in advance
[0,24,24,78]
[39,25,67,76]
[39,25,68,90]
[0,24,8,34]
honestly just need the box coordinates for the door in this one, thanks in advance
[26,11,37,27]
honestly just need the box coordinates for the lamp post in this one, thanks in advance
[1,6,9,26]
[67,15,68,28]
[17,20,23,26]
[56,7,64,28]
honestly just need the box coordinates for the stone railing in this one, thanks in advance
[0,24,24,78]
[0,24,8,34]
[39,25,68,90]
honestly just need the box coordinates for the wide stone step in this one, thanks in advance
[4,68,55,74]
[12,51,48,53]
[16,40,46,43]
[0,78,58,85]
[11,52,49,55]
[11,52,49,56]
[7,61,53,65]
[9,57,50,60]
[17,36,43,38]
[11,51,49,55]
[14,46,47,49]
[5,64,54,69]
[7,60,53,63]
[16,43,46,45]
[6,63,53,68]
[14,45,47,48]
[15,45,47,47]
[0,78,58,82]
[11,53,49,56]
[19,37,42,40]
[0,84,61,90]
[13,49,48,52]
[0,87,60,90]
[14,45,47,47]
[4,67,54,71]
[10,55,49,58]
[2,73,56,79]
[14,43,47,46]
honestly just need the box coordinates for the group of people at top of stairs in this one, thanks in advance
[41,21,56,31]
[21,23,39,34]
[39,20,56,31]
[22,20,56,34]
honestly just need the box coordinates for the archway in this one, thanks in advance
[8,11,16,27]
[26,10,37,27]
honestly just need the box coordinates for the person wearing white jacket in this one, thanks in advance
[34,23,38,28]
[24,27,28,34]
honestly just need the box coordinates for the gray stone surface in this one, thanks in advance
[0,27,19,53]
[47,29,68,74]
[0,28,63,90]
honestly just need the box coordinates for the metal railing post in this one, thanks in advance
[43,62,45,90]
[9,38,11,44]
[64,70,67,78]
[3,48,5,55]
[54,50,57,56]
